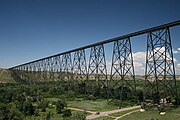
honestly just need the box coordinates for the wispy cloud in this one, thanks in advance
[177,64,180,69]
[132,48,178,75]
[105,48,179,75]
[173,48,180,54]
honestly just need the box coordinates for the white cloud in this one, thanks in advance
[176,64,180,75]
[105,48,179,75]
[131,48,177,75]
[133,61,144,68]
[132,52,146,75]
[132,52,146,63]
[173,48,180,54]
[173,50,179,54]
[177,64,180,69]
[106,61,112,74]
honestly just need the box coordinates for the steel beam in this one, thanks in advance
[10,20,180,69]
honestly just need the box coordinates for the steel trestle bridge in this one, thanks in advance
[10,20,180,110]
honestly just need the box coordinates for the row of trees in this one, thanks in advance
[0,83,75,119]
[0,81,147,119]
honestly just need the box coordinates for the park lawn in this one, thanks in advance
[67,99,117,112]
[45,97,118,112]
[121,107,180,120]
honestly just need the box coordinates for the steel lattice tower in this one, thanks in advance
[72,49,87,93]
[53,56,62,81]
[61,53,72,80]
[61,53,73,91]
[109,38,136,104]
[144,28,178,111]
[88,44,107,95]
[73,49,87,80]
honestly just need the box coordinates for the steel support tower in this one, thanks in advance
[88,44,107,96]
[72,49,87,93]
[144,27,178,111]
[109,38,136,104]
[9,20,180,111]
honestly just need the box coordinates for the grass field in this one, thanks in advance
[67,99,117,112]
[91,107,180,120]
[45,97,118,112]
[120,107,180,120]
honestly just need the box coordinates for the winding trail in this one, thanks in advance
[114,109,140,120]
[86,105,140,120]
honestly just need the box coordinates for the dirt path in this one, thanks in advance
[86,105,140,120]
[114,109,139,120]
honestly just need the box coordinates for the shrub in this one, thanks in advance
[56,100,67,114]
[62,109,72,117]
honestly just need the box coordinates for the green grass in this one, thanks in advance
[67,99,117,112]
[0,69,15,83]
[120,107,180,120]
[45,97,60,102]
[93,116,115,120]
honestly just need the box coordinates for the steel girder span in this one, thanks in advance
[9,20,180,110]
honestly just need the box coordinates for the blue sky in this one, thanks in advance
[0,0,180,74]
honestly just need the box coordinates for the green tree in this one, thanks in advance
[56,100,67,114]
[62,109,72,118]
[22,101,35,116]
[0,103,24,120]
[64,112,86,120]
[34,109,39,116]
[138,90,144,102]
[49,87,64,95]
[46,112,51,120]
[38,100,49,112]
[0,103,7,119]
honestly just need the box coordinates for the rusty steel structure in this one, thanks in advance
[10,20,180,110]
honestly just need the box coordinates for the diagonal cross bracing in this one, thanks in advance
[144,28,177,111]
[109,37,135,103]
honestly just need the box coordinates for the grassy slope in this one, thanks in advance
[0,68,15,83]
[67,99,117,112]
[120,107,180,120]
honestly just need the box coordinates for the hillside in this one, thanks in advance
[0,68,15,83]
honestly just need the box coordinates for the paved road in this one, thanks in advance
[86,105,140,120]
